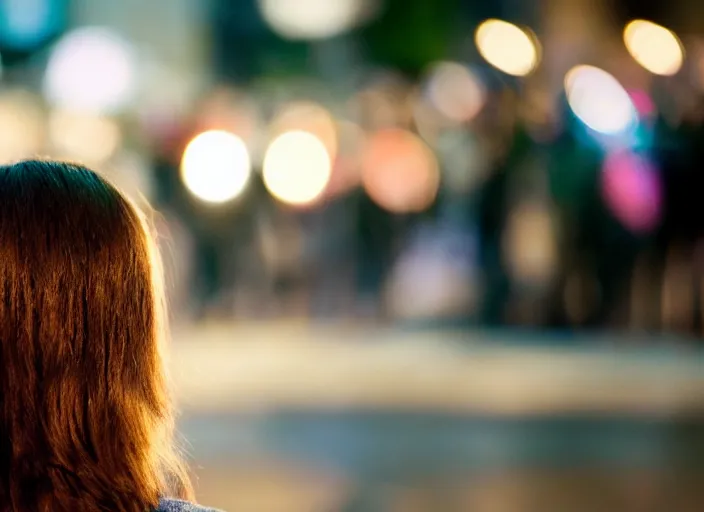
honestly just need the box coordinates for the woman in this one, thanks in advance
[0,160,221,511]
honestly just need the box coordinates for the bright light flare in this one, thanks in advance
[181,130,251,204]
[565,65,637,135]
[624,20,683,76]
[44,27,137,114]
[262,130,332,206]
[258,0,368,40]
[475,19,539,76]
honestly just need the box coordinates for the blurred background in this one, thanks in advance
[2,0,704,509]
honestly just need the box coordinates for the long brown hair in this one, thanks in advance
[0,160,193,511]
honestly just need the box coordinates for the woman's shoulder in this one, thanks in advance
[156,498,224,511]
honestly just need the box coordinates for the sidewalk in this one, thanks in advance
[170,322,704,415]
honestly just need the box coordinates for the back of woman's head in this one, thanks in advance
[0,160,192,511]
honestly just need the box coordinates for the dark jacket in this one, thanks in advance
[156,498,222,511]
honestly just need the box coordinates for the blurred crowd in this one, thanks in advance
[115,36,704,337]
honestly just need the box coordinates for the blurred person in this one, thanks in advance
[355,192,398,317]
[0,161,220,511]
[255,201,308,315]
[385,218,479,322]
[152,148,257,320]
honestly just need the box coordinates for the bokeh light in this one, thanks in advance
[181,130,252,204]
[435,130,489,194]
[350,87,409,131]
[424,62,486,124]
[629,89,656,118]
[624,20,683,76]
[386,226,479,319]
[270,102,338,160]
[195,88,262,149]
[565,65,637,135]
[48,110,122,164]
[475,19,540,77]
[44,27,137,114]
[0,0,64,50]
[503,201,557,285]
[362,129,440,213]
[601,151,662,234]
[262,130,332,206]
[0,89,45,164]
[258,0,366,40]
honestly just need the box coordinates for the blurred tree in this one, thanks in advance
[361,0,460,76]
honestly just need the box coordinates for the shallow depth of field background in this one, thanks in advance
[1,0,704,510]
